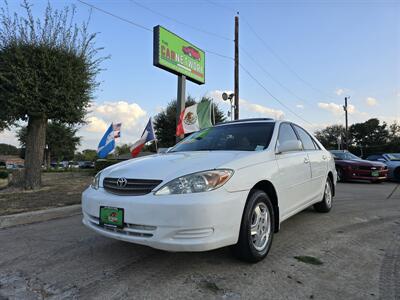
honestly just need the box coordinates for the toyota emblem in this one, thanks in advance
[116,177,128,188]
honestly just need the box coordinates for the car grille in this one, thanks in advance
[103,177,162,196]
[358,166,377,171]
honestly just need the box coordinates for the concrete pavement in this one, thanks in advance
[0,182,399,299]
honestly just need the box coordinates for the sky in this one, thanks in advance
[0,0,399,150]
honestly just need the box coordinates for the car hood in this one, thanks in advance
[336,159,386,167]
[100,151,254,183]
[385,160,400,167]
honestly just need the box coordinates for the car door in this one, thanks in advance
[293,124,328,202]
[274,123,313,219]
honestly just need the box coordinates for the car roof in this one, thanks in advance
[216,118,275,126]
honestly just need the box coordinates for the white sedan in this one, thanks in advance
[82,119,336,262]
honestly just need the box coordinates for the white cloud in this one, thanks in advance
[335,88,345,96]
[207,90,285,120]
[0,127,20,147]
[80,101,148,149]
[317,102,360,116]
[365,97,378,107]
[296,104,304,109]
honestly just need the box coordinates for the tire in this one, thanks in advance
[232,189,275,263]
[314,178,333,213]
[336,167,344,182]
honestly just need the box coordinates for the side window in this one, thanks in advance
[293,125,317,150]
[278,123,299,146]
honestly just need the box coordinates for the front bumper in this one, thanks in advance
[343,169,388,181]
[82,187,248,252]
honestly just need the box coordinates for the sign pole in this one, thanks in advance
[176,75,186,143]
[234,14,239,120]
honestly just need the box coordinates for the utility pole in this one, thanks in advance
[234,13,239,120]
[343,96,349,149]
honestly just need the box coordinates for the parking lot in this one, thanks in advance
[0,182,399,300]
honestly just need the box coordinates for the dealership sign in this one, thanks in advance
[153,25,205,84]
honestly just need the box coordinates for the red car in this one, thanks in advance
[182,46,201,61]
[330,150,388,183]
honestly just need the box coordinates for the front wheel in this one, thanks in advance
[232,190,274,263]
[314,178,333,213]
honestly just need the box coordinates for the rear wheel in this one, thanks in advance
[232,190,274,263]
[314,178,333,213]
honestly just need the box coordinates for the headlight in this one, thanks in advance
[154,169,234,195]
[91,172,102,190]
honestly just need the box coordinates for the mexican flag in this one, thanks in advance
[176,101,213,136]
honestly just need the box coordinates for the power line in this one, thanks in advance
[241,17,336,100]
[240,46,313,105]
[77,0,233,61]
[239,63,313,125]
[77,0,152,32]
[130,0,233,42]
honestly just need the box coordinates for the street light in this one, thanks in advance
[222,92,235,121]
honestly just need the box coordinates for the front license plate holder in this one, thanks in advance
[99,206,124,228]
[371,171,379,177]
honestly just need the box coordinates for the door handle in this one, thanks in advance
[304,158,310,164]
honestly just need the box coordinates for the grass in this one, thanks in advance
[294,256,323,265]
[0,172,92,216]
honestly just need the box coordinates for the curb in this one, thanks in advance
[0,204,82,229]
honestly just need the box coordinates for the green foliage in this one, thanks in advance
[0,143,19,155]
[314,119,400,156]
[0,1,105,129]
[94,159,119,173]
[314,125,345,150]
[17,122,81,161]
[0,170,8,179]
[75,149,98,162]
[115,144,131,156]
[153,96,226,148]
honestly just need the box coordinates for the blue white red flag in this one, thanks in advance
[113,123,122,138]
[97,124,115,158]
[130,118,156,158]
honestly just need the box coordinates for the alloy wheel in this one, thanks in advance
[250,202,271,251]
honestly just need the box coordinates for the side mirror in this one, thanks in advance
[276,140,302,154]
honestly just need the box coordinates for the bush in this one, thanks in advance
[94,159,120,173]
[0,170,9,179]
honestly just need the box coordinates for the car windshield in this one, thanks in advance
[386,153,400,161]
[170,122,275,152]
[331,152,360,160]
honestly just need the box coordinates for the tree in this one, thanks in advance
[0,143,19,155]
[75,149,97,162]
[349,118,389,151]
[314,124,345,150]
[115,144,131,156]
[17,122,81,162]
[0,1,104,189]
[154,96,226,148]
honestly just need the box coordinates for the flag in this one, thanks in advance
[176,101,212,136]
[97,124,116,159]
[113,123,122,138]
[130,118,156,158]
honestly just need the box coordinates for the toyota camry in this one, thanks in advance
[82,118,336,262]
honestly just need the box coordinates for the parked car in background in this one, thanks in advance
[83,119,336,262]
[330,150,388,183]
[366,153,400,181]
[79,161,94,169]
[68,161,80,169]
